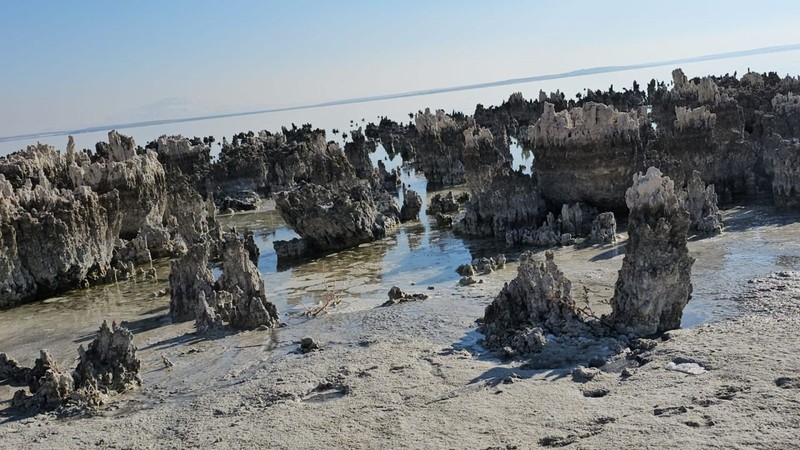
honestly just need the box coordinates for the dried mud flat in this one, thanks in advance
[1,266,799,449]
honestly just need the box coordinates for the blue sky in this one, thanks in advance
[2,0,800,136]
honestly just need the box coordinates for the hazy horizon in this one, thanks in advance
[3,0,800,140]
[1,42,799,145]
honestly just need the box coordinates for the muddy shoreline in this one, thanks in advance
[1,201,800,447]
[1,265,799,448]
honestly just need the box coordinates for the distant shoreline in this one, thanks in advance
[2,43,799,145]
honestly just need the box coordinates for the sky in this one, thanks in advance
[2,0,800,137]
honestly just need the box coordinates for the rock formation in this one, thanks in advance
[195,291,224,334]
[376,160,401,193]
[74,321,142,399]
[273,238,308,261]
[216,234,280,330]
[504,212,565,247]
[529,102,648,211]
[455,166,542,239]
[457,255,506,277]
[275,183,393,259]
[771,139,800,210]
[590,212,617,244]
[646,69,767,201]
[0,352,27,381]
[0,130,216,307]
[0,174,121,308]
[70,131,168,246]
[243,230,260,265]
[10,351,74,411]
[426,191,465,215]
[770,92,800,139]
[380,286,429,307]
[8,321,142,411]
[474,92,544,140]
[608,167,694,336]
[559,203,597,238]
[365,117,418,161]
[481,251,586,355]
[400,187,422,222]
[462,126,511,190]
[169,243,216,322]
[169,234,279,331]
[344,128,378,181]
[218,191,260,212]
[153,134,212,193]
[413,109,468,188]
[163,177,215,249]
[682,171,723,234]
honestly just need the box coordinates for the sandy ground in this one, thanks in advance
[1,264,799,449]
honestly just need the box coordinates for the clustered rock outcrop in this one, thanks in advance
[365,117,418,161]
[456,254,506,277]
[454,166,542,239]
[464,69,800,219]
[380,286,429,307]
[216,233,280,331]
[413,109,469,188]
[609,168,695,335]
[590,212,617,244]
[202,124,421,262]
[4,321,141,411]
[682,171,723,234]
[481,251,588,355]
[426,191,468,215]
[275,183,397,260]
[0,168,121,307]
[169,233,279,333]
[400,187,422,222]
[481,168,698,360]
[169,242,216,322]
[0,130,220,308]
[529,102,648,211]
[771,139,800,210]
[74,321,142,401]
[645,69,800,203]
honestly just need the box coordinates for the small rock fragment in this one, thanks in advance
[572,366,601,383]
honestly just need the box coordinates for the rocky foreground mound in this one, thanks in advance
[1,321,141,411]
[481,167,696,357]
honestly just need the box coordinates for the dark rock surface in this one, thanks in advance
[275,183,392,258]
[682,171,723,234]
[0,175,121,308]
[365,117,418,161]
[154,134,213,195]
[590,212,617,244]
[426,191,464,215]
[771,139,800,210]
[344,128,378,182]
[609,167,694,336]
[8,321,142,411]
[400,187,422,222]
[216,233,280,331]
[10,351,74,411]
[455,166,543,239]
[481,251,586,355]
[381,286,429,307]
[413,109,468,188]
[529,102,648,212]
[169,243,216,323]
[74,321,142,397]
